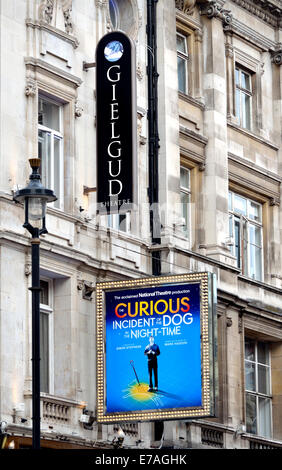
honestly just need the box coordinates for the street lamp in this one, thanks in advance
[13,158,57,449]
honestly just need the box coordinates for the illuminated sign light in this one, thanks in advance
[96,32,137,214]
[96,272,217,423]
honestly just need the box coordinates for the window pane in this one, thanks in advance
[54,136,62,209]
[248,200,261,222]
[258,342,269,366]
[180,191,189,238]
[40,312,49,393]
[245,361,256,391]
[235,89,241,120]
[235,68,240,85]
[241,71,251,91]
[258,364,270,395]
[228,192,232,211]
[38,98,61,132]
[38,99,60,131]
[180,167,190,190]
[38,130,51,188]
[178,56,187,93]
[246,393,257,434]
[259,397,271,438]
[242,93,251,130]
[249,225,262,247]
[234,218,241,267]
[234,194,247,215]
[40,280,49,305]
[249,244,262,281]
[245,339,255,361]
[118,214,127,232]
[177,34,186,54]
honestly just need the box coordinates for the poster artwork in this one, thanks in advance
[105,283,202,413]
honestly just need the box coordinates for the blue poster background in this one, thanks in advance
[105,282,202,413]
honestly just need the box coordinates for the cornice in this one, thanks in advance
[176,1,282,28]
[225,17,276,51]
[230,0,282,27]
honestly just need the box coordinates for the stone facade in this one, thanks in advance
[0,0,281,449]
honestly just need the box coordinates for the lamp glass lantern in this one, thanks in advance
[13,158,57,235]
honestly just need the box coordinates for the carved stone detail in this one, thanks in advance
[175,0,197,15]
[269,196,280,206]
[62,0,73,34]
[39,0,73,34]
[199,1,233,28]
[25,78,37,97]
[95,0,108,7]
[136,64,144,81]
[39,0,54,24]
[75,100,83,118]
[25,263,32,277]
[231,0,282,27]
[271,45,282,66]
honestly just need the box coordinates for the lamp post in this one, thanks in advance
[13,158,57,449]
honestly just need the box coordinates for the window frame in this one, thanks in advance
[235,65,253,131]
[38,95,64,211]
[177,32,189,95]
[229,191,263,282]
[40,278,54,395]
[107,212,131,233]
[180,166,191,240]
[244,338,272,439]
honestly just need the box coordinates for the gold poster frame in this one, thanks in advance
[96,272,216,423]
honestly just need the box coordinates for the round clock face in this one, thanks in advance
[104,41,124,62]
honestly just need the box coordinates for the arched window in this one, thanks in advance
[108,0,138,38]
[109,0,119,30]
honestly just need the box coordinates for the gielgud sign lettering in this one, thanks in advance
[96,32,137,214]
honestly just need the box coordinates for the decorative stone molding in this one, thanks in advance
[269,197,280,207]
[25,78,37,97]
[75,100,83,118]
[95,0,108,7]
[25,263,32,277]
[77,277,95,300]
[136,64,144,81]
[39,0,54,24]
[231,0,282,28]
[137,107,147,145]
[199,1,233,27]
[39,0,73,34]
[271,44,282,66]
[175,0,197,15]
[225,42,234,59]
[225,18,276,52]
[62,0,73,34]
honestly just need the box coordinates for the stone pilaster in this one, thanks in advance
[199,10,234,263]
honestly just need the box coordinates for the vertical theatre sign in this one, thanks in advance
[96,31,137,214]
[96,272,218,423]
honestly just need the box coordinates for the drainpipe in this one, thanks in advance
[147,0,161,276]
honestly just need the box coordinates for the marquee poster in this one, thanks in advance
[96,272,217,423]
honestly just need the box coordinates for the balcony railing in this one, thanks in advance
[24,392,83,431]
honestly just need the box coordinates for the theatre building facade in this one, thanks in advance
[0,0,282,449]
